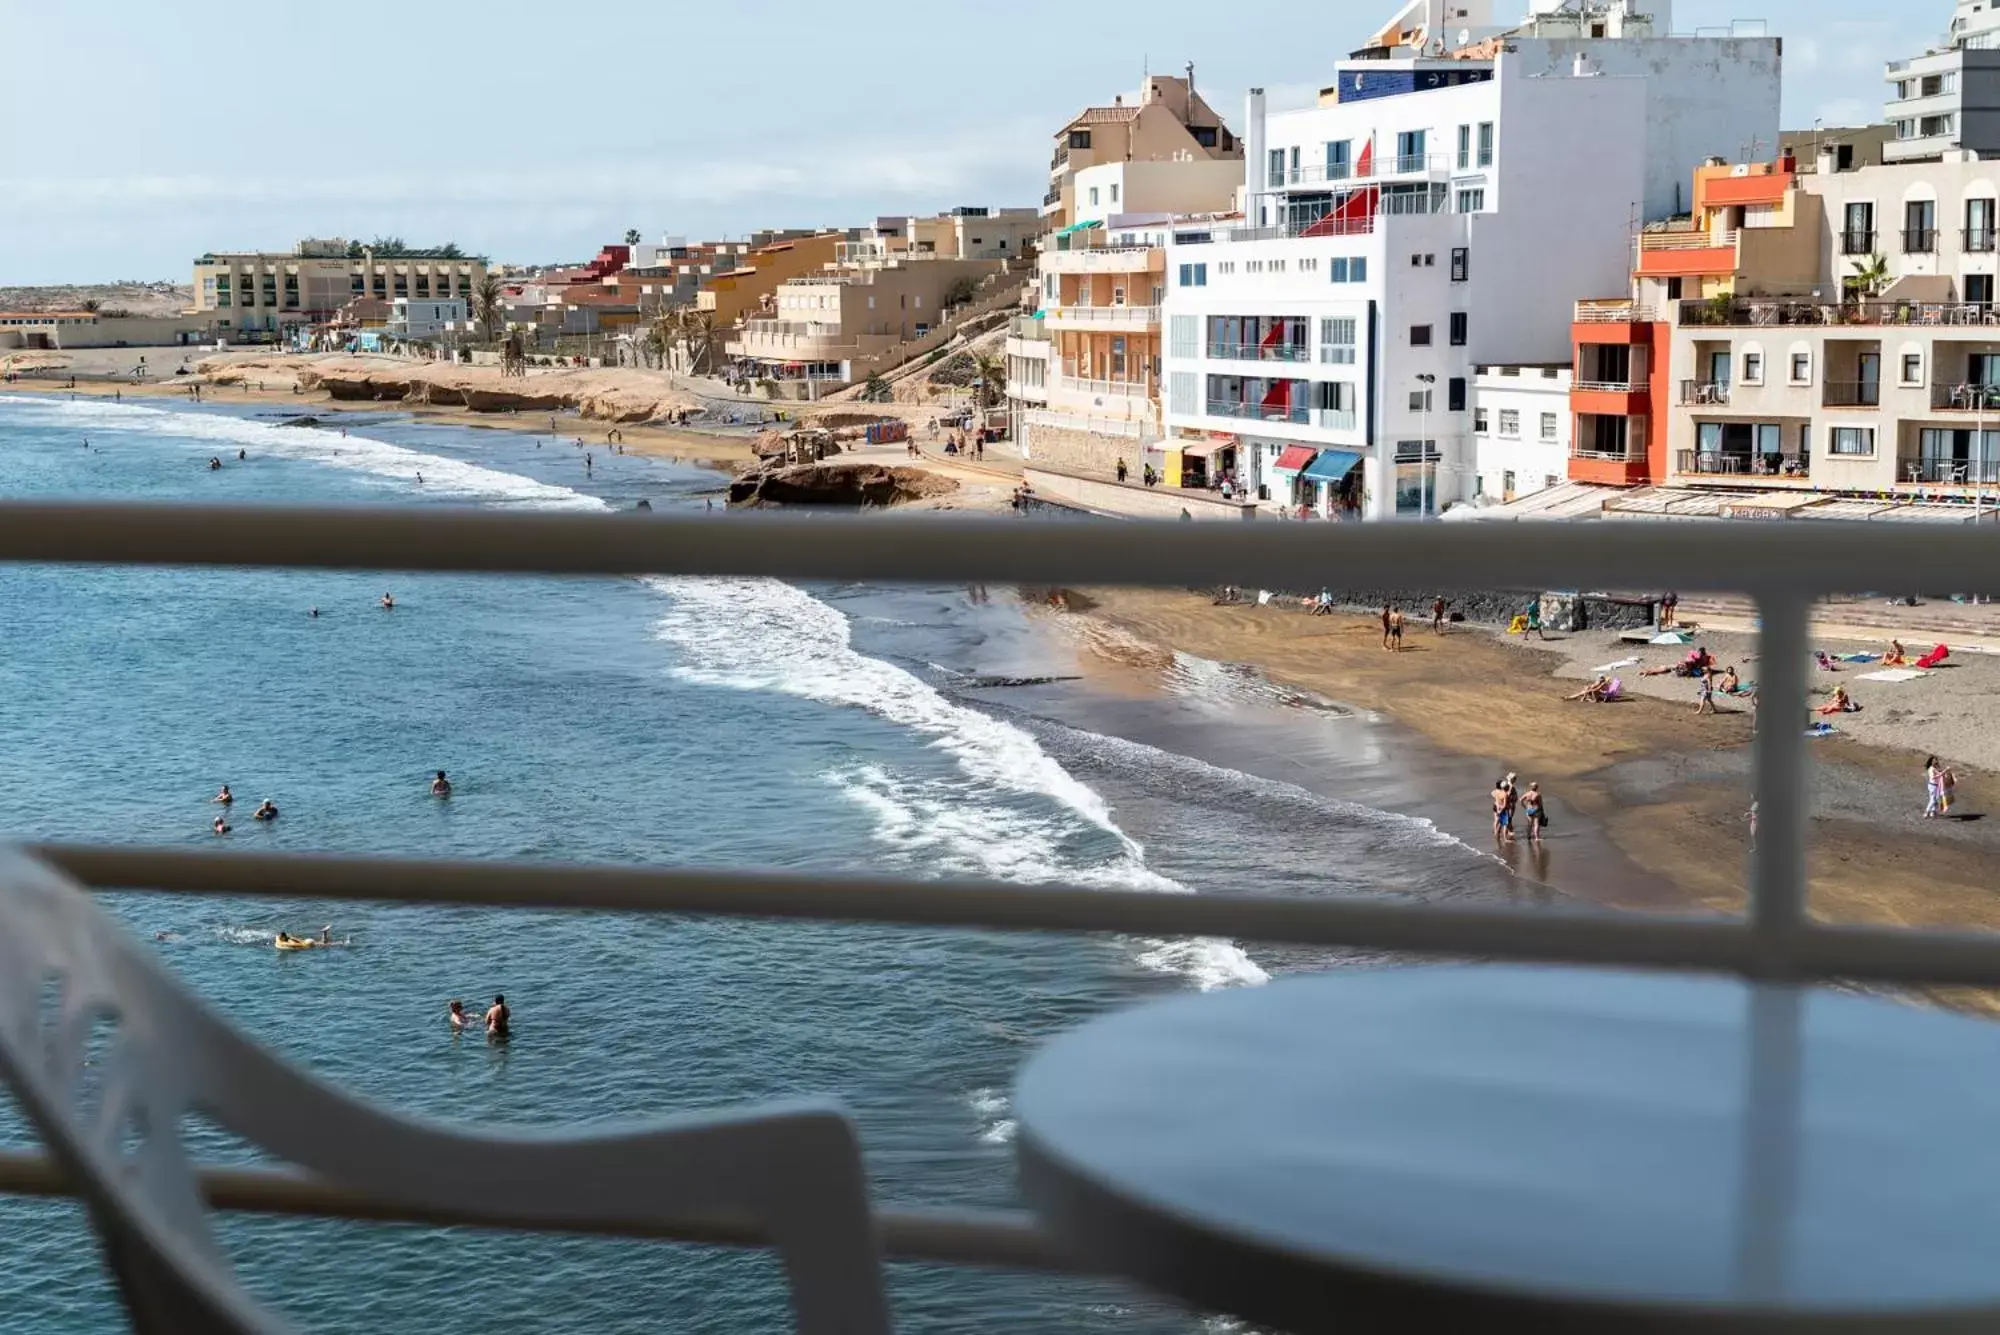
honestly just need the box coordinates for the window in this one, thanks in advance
[1394,129,1427,172]
[1449,378,1468,412]
[1177,263,1207,287]
[1316,381,1354,413]
[1069,129,1091,149]
[1540,412,1558,441]
[1109,183,1119,203]
[1790,351,1812,382]
[1170,314,1197,360]
[1456,188,1486,213]
[1169,371,1197,416]
[1475,407,1491,434]
[1269,148,1286,185]
[1409,389,1432,411]
[1329,258,1347,282]
[1449,312,1467,346]
[1457,123,1472,170]
[1969,197,1997,250]
[1423,253,1436,267]
[1301,257,1318,272]
[1412,252,1424,268]
[1830,425,1875,455]
[1450,248,1468,282]
[1272,259,1287,272]
[1743,352,1763,383]
[1903,352,1924,384]
[1410,324,1433,346]
[1476,121,1494,168]
[1498,409,1521,437]
[1351,257,1367,283]
[1327,139,1351,181]
[1088,187,1100,206]
[1319,317,1356,364]
[1905,198,1937,252]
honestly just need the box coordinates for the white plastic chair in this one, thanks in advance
[0,849,891,1335]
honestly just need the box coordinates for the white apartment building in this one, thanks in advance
[1886,0,2000,163]
[387,297,468,342]
[1472,364,1572,503]
[1156,7,1777,519]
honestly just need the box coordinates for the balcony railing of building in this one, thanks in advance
[1573,378,1646,394]
[1022,407,1150,438]
[11,504,2000,1331]
[1904,227,1940,254]
[1677,297,2000,328]
[1573,300,1657,324]
[1965,228,1998,253]
[1930,381,2000,411]
[1315,407,1359,432]
[1639,228,1739,252]
[1009,315,1050,341]
[1269,152,1457,187]
[1901,456,2000,483]
[1043,245,1160,271]
[1054,372,1152,401]
[1046,304,1159,325]
[1570,446,1644,462]
[1823,381,1883,408]
[1678,450,1809,477]
[1207,342,1311,364]
[1840,230,1877,256]
[1042,186,1063,207]
[1207,398,1309,425]
[1680,379,1731,405]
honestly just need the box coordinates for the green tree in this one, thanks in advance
[971,350,1007,408]
[942,275,980,309]
[474,274,507,344]
[1846,252,1891,300]
[624,228,643,247]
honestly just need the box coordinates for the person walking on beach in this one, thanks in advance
[1388,607,1406,651]
[1925,756,1945,818]
[1695,668,1718,715]
[1524,599,1547,641]
[1522,782,1547,845]
[1432,596,1447,634]
[485,994,510,1040]
[1381,604,1394,651]
[1491,777,1515,843]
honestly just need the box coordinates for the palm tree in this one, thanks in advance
[971,350,1007,408]
[1846,252,1891,302]
[474,275,506,345]
[79,299,101,314]
[624,228,643,247]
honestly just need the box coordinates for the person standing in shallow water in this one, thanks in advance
[431,770,452,797]
[485,994,510,1039]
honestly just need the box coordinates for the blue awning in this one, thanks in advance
[1300,449,1363,482]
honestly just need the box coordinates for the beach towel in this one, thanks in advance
[1806,722,1840,737]
[1917,644,1951,670]
[1592,657,1641,673]
[1856,668,1926,683]
[1834,653,1880,663]
[1650,631,1692,645]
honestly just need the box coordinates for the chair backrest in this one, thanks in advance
[0,849,894,1335]
[0,849,294,1333]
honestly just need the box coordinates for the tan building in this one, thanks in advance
[698,233,844,327]
[1045,73,1242,228]
[0,310,217,350]
[192,238,487,339]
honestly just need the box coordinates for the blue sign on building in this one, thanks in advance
[1336,66,1493,104]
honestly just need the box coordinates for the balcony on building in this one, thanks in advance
[1041,227,1165,275]
[1202,373,1335,429]
[1924,343,2000,412]
[1898,420,2000,483]
[1675,296,2000,329]
[1568,414,1650,486]
[1206,315,1311,367]
[1044,302,1159,331]
[1677,419,1815,483]
[1822,340,1885,408]
[1636,223,1739,281]
[1572,341,1651,415]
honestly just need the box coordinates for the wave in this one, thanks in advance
[0,396,601,511]
[965,1087,1017,1146]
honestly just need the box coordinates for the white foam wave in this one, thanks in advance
[831,764,1267,990]
[215,926,274,945]
[0,396,601,511]
[966,1087,1017,1145]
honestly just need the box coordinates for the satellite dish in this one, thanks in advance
[1459,27,1472,46]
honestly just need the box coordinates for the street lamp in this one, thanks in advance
[1415,373,1437,519]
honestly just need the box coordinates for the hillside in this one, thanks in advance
[0,281,192,317]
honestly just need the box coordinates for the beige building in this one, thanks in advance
[698,233,845,327]
[1016,156,1241,480]
[1045,73,1242,229]
[0,311,217,350]
[192,238,487,339]
[1648,151,2000,497]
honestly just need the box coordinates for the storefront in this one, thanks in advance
[1300,449,1365,518]
[1268,444,1319,510]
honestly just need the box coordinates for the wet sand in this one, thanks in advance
[1070,588,2000,1008]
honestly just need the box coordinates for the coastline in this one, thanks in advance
[1068,588,2000,1009]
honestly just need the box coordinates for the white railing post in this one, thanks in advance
[1748,592,1810,976]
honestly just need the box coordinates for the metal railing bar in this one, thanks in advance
[0,1150,1072,1272]
[1750,596,1810,977]
[36,844,1759,970]
[0,504,1997,597]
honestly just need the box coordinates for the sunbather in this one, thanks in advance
[1814,650,1838,672]
[1568,675,1614,702]
[1817,685,1860,716]
[1884,639,1908,667]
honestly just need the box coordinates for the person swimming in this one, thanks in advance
[448,999,475,1032]
[431,769,452,797]
[252,799,279,821]
[212,815,231,835]
[309,606,319,618]
[214,784,234,805]
[380,593,395,610]
[237,449,246,461]
[207,457,222,471]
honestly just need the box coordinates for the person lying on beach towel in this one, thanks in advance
[1817,686,1861,716]
[1814,650,1839,672]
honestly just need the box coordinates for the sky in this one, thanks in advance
[0,0,1948,285]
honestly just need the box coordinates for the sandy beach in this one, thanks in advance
[1069,587,2000,1007]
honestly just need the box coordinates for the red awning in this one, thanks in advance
[1274,445,1317,472]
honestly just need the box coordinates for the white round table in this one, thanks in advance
[1014,964,2000,1333]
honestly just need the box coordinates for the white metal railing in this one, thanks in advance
[9,502,2000,1293]
[1022,408,1149,438]
[1053,373,1151,401]
[1574,379,1644,393]
[1044,304,1158,325]
[1574,301,1655,323]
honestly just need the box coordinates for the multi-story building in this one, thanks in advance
[1886,0,2000,163]
[695,233,844,327]
[386,297,467,342]
[1472,363,1572,502]
[1017,156,1242,479]
[192,239,486,339]
[1045,73,1241,228]
[726,211,1029,389]
[1150,3,1778,519]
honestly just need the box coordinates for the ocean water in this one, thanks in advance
[0,394,1523,1334]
